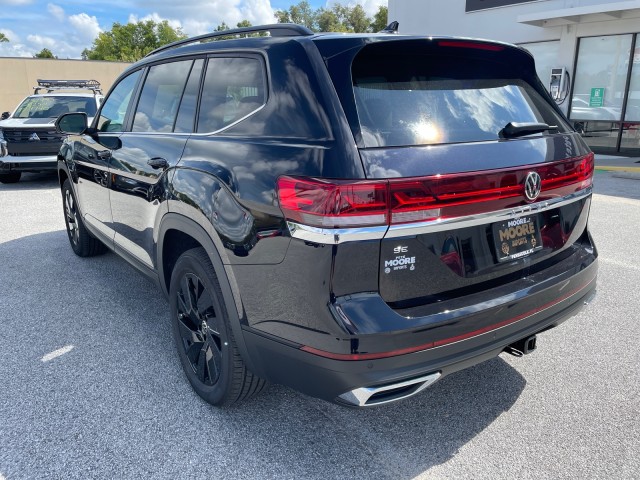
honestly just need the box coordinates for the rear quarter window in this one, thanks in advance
[352,46,570,148]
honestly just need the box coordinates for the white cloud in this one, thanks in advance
[128,12,183,31]
[0,28,20,43]
[27,34,58,50]
[47,3,65,22]
[240,0,277,26]
[68,13,102,43]
[0,0,34,5]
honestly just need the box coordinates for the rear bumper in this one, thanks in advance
[0,155,57,172]
[242,256,597,406]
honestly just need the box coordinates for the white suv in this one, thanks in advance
[0,79,103,183]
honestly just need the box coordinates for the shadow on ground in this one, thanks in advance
[0,171,58,191]
[0,230,526,479]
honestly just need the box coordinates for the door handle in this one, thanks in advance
[147,157,169,170]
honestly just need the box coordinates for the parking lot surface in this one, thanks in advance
[1,170,638,479]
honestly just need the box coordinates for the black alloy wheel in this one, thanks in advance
[169,247,266,406]
[61,179,106,257]
[176,272,224,386]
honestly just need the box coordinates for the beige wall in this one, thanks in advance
[0,57,130,113]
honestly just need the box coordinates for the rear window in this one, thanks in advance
[13,96,97,119]
[352,46,569,148]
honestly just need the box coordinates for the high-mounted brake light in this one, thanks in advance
[277,153,594,229]
[437,40,505,52]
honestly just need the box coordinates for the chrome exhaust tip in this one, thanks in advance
[337,372,441,407]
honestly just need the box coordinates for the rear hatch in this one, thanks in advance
[314,36,594,307]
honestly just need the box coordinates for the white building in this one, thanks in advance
[388,0,640,155]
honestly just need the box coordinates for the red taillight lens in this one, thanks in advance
[277,154,594,228]
[277,177,388,228]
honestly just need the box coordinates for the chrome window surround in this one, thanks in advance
[287,186,592,244]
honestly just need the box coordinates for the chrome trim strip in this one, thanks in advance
[287,221,388,244]
[337,372,441,407]
[385,186,592,239]
[286,187,591,244]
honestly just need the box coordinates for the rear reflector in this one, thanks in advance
[277,153,594,229]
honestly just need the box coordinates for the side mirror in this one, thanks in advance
[1,112,10,120]
[55,112,88,134]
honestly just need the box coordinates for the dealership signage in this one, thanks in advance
[466,0,537,12]
[589,88,605,107]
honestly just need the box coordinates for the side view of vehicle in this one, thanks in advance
[56,24,597,407]
[0,79,102,183]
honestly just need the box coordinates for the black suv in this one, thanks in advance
[56,24,597,407]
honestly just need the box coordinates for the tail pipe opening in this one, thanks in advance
[337,372,441,407]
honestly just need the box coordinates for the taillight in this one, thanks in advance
[277,177,388,228]
[277,153,594,228]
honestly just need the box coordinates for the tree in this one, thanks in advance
[275,1,317,31]
[370,5,388,32]
[346,5,369,33]
[316,8,348,33]
[214,22,230,31]
[34,48,56,59]
[236,20,252,28]
[0,32,8,43]
[84,20,187,62]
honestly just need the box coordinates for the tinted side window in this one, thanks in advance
[133,60,192,133]
[97,70,142,132]
[174,59,204,133]
[197,57,265,133]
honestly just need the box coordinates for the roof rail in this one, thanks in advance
[34,79,102,95]
[146,23,314,58]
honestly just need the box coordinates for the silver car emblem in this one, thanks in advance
[29,133,41,142]
[524,172,542,202]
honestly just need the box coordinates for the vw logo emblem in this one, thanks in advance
[524,172,542,202]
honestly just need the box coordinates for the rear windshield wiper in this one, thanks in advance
[499,122,557,139]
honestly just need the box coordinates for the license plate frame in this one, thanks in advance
[492,215,543,262]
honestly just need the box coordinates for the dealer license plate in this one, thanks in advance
[492,215,543,262]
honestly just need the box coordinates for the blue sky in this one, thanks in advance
[0,0,386,59]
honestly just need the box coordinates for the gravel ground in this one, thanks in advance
[0,170,638,480]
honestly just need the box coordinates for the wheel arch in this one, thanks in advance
[157,213,256,371]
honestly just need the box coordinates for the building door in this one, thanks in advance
[569,34,640,156]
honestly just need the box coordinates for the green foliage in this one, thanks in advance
[370,6,389,32]
[274,1,388,33]
[34,48,56,59]
[274,0,317,30]
[84,20,188,62]
[236,20,252,28]
[0,32,9,43]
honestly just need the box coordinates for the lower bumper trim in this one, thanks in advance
[337,372,441,406]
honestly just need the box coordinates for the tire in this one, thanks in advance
[61,179,107,257]
[0,172,21,184]
[170,247,266,406]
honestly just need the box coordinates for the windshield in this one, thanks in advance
[352,49,569,148]
[13,96,97,119]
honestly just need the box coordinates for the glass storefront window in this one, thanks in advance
[624,46,640,121]
[570,35,633,122]
[521,40,561,92]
